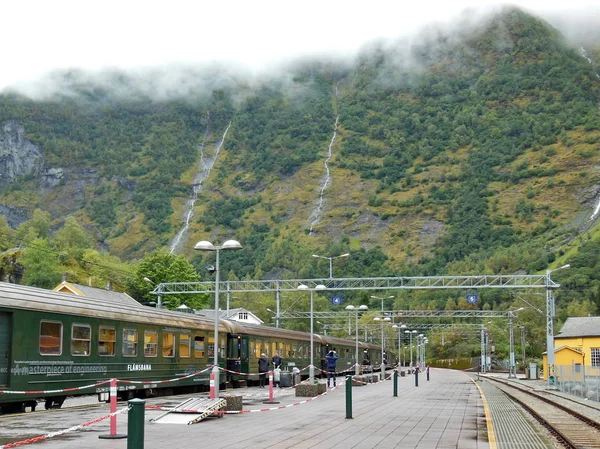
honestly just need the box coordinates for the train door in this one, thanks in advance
[239,336,249,374]
[0,312,11,386]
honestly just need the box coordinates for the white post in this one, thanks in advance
[310,290,314,383]
[212,247,221,398]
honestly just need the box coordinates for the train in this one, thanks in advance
[0,282,389,414]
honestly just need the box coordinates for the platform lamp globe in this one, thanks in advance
[297,283,327,382]
[194,239,242,398]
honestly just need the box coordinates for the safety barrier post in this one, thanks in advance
[393,370,398,397]
[127,398,145,449]
[415,369,419,387]
[263,370,280,404]
[209,370,216,399]
[427,366,430,381]
[99,378,127,440]
[345,375,353,419]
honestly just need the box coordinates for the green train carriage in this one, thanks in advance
[0,283,221,413]
[0,282,392,414]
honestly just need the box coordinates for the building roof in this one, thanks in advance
[53,281,141,307]
[556,316,600,338]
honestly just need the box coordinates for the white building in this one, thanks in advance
[195,308,263,325]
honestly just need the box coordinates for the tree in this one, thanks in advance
[130,248,204,309]
[20,238,62,288]
[53,217,93,261]
[14,209,51,244]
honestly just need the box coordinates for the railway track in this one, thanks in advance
[486,377,600,448]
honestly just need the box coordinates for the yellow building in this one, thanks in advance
[542,317,600,381]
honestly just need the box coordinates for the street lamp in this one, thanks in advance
[345,304,369,375]
[406,330,417,368]
[374,315,391,379]
[370,295,394,314]
[546,264,570,389]
[519,326,527,375]
[143,277,163,309]
[194,239,243,398]
[393,324,407,367]
[312,253,350,279]
[298,284,327,382]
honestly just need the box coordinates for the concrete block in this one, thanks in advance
[295,383,326,397]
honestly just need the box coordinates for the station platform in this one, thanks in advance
[0,369,559,449]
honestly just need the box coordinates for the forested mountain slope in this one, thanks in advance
[0,7,599,300]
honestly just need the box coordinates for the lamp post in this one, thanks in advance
[406,330,417,368]
[417,334,424,367]
[194,239,243,398]
[143,277,163,309]
[519,326,526,375]
[393,324,407,367]
[546,264,570,389]
[374,315,391,379]
[345,304,368,375]
[312,253,350,279]
[508,311,516,378]
[371,295,394,378]
[298,284,327,382]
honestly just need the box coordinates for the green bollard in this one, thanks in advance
[127,398,145,449]
[393,370,398,397]
[345,375,353,419]
[415,369,419,387]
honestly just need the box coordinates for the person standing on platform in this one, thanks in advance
[258,353,269,388]
[272,352,283,387]
[326,348,338,387]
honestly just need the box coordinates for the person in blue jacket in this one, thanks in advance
[326,348,339,387]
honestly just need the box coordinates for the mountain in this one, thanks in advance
[0,7,599,291]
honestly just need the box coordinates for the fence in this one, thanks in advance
[554,364,600,401]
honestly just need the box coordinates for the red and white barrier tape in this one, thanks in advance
[0,406,130,449]
[0,379,111,395]
[118,366,213,385]
[218,364,311,377]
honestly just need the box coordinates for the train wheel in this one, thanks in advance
[44,399,54,410]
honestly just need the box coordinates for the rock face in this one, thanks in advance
[0,121,43,185]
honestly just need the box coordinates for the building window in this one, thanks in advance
[99,326,116,356]
[591,348,600,367]
[40,321,62,355]
[144,331,158,357]
[71,324,91,356]
[123,329,138,357]
[239,312,248,320]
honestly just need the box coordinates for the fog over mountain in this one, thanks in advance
[2,1,598,101]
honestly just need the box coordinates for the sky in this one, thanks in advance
[2,0,598,93]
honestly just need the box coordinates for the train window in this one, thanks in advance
[219,334,226,358]
[122,329,138,357]
[208,336,216,358]
[180,334,191,358]
[250,340,256,358]
[285,343,292,358]
[163,332,175,357]
[144,331,158,357]
[71,324,91,356]
[255,340,262,357]
[40,321,62,355]
[99,326,116,356]
[271,342,276,356]
[194,336,205,358]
